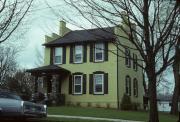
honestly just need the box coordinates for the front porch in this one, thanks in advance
[27,65,71,105]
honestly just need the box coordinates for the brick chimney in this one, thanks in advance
[59,20,71,37]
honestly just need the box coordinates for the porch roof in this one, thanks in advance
[26,65,70,76]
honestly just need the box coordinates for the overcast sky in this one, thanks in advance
[16,0,79,69]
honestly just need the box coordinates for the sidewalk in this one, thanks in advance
[48,114,143,122]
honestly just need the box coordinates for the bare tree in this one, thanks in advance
[0,0,33,44]
[6,70,34,100]
[46,0,179,122]
[0,45,18,87]
[171,37,180,115]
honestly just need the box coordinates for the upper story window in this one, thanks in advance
[125,75,131,96]
[54,47,62,64]
[133,53,138,71]
[74,75,82,94]
[95,43,104,62]
[74,45,83,63]
[125,48,131,67]
[94,74,104,94]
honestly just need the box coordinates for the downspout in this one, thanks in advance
[116,40,120,109]
[114,26,120,109]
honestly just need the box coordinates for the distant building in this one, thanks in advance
[157,94,172,112]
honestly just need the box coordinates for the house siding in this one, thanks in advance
[115,27,144,109]
[42,24,144,109]
[44,42,118,108]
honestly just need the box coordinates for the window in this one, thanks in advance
[54,47,62,64]
[74,75,82,94]
[94,74,104,94]
[38,78,43,88]
[133,53,138,71]
[95,43,104,62]
[74,45,83,63]
[125,75,131,96]
[125,48,131,67]
[133,78,138,97]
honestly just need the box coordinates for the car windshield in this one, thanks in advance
[0,92,22,100]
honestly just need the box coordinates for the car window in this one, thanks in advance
[0,92,22,100]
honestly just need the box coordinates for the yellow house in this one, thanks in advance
[27,20,144,109]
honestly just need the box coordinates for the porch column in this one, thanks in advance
[46,75,52,93]
[34,76,38,93]
[58,75,61,94]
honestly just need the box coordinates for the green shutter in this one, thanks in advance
[83,44,87,63]
[125,76,128,94]
[104,43,108,61]
[69,75,72,94]
[50,47,54,65]
[133,79,135,96]
[34,76,38,93]
[63,46,66,64]
[104,73,108,94]
[136,81,138,97]
[136,55,138,71]
[89,74,93,94]
[83,74,86,94]
[129,77,131,96]
[89,43,94,62]
[70,45,73,63]
[129,50,131,68]
[47,76,52,93]
[133,54,135,69]
[134,79,138,97]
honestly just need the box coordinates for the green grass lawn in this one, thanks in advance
[47,106,178,122]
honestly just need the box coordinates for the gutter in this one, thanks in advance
[116,43,120,109]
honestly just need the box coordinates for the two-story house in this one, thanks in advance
[27,19,144,109]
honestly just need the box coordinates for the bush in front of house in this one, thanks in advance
[120,94,141,111]
[132,102,140,111]
[32,92,45,102]
[120,94,132,110]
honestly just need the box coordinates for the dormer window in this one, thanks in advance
[74,45,83,63]
[54,47,62,64]
[95,43,104,62]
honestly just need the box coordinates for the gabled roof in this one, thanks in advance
[43,27,115,47]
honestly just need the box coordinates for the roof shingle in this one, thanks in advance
[43,27,115,47]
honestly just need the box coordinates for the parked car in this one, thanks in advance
[0,90,47,118]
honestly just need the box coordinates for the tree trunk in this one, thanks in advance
[147,63,159,122]
[170,43,180,115]
[170,60,180,115]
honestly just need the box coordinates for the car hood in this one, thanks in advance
[23,101,44,107]
[0,98,22,107]
[0,98,45,108]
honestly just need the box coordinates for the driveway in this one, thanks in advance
[48,115,143,122]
